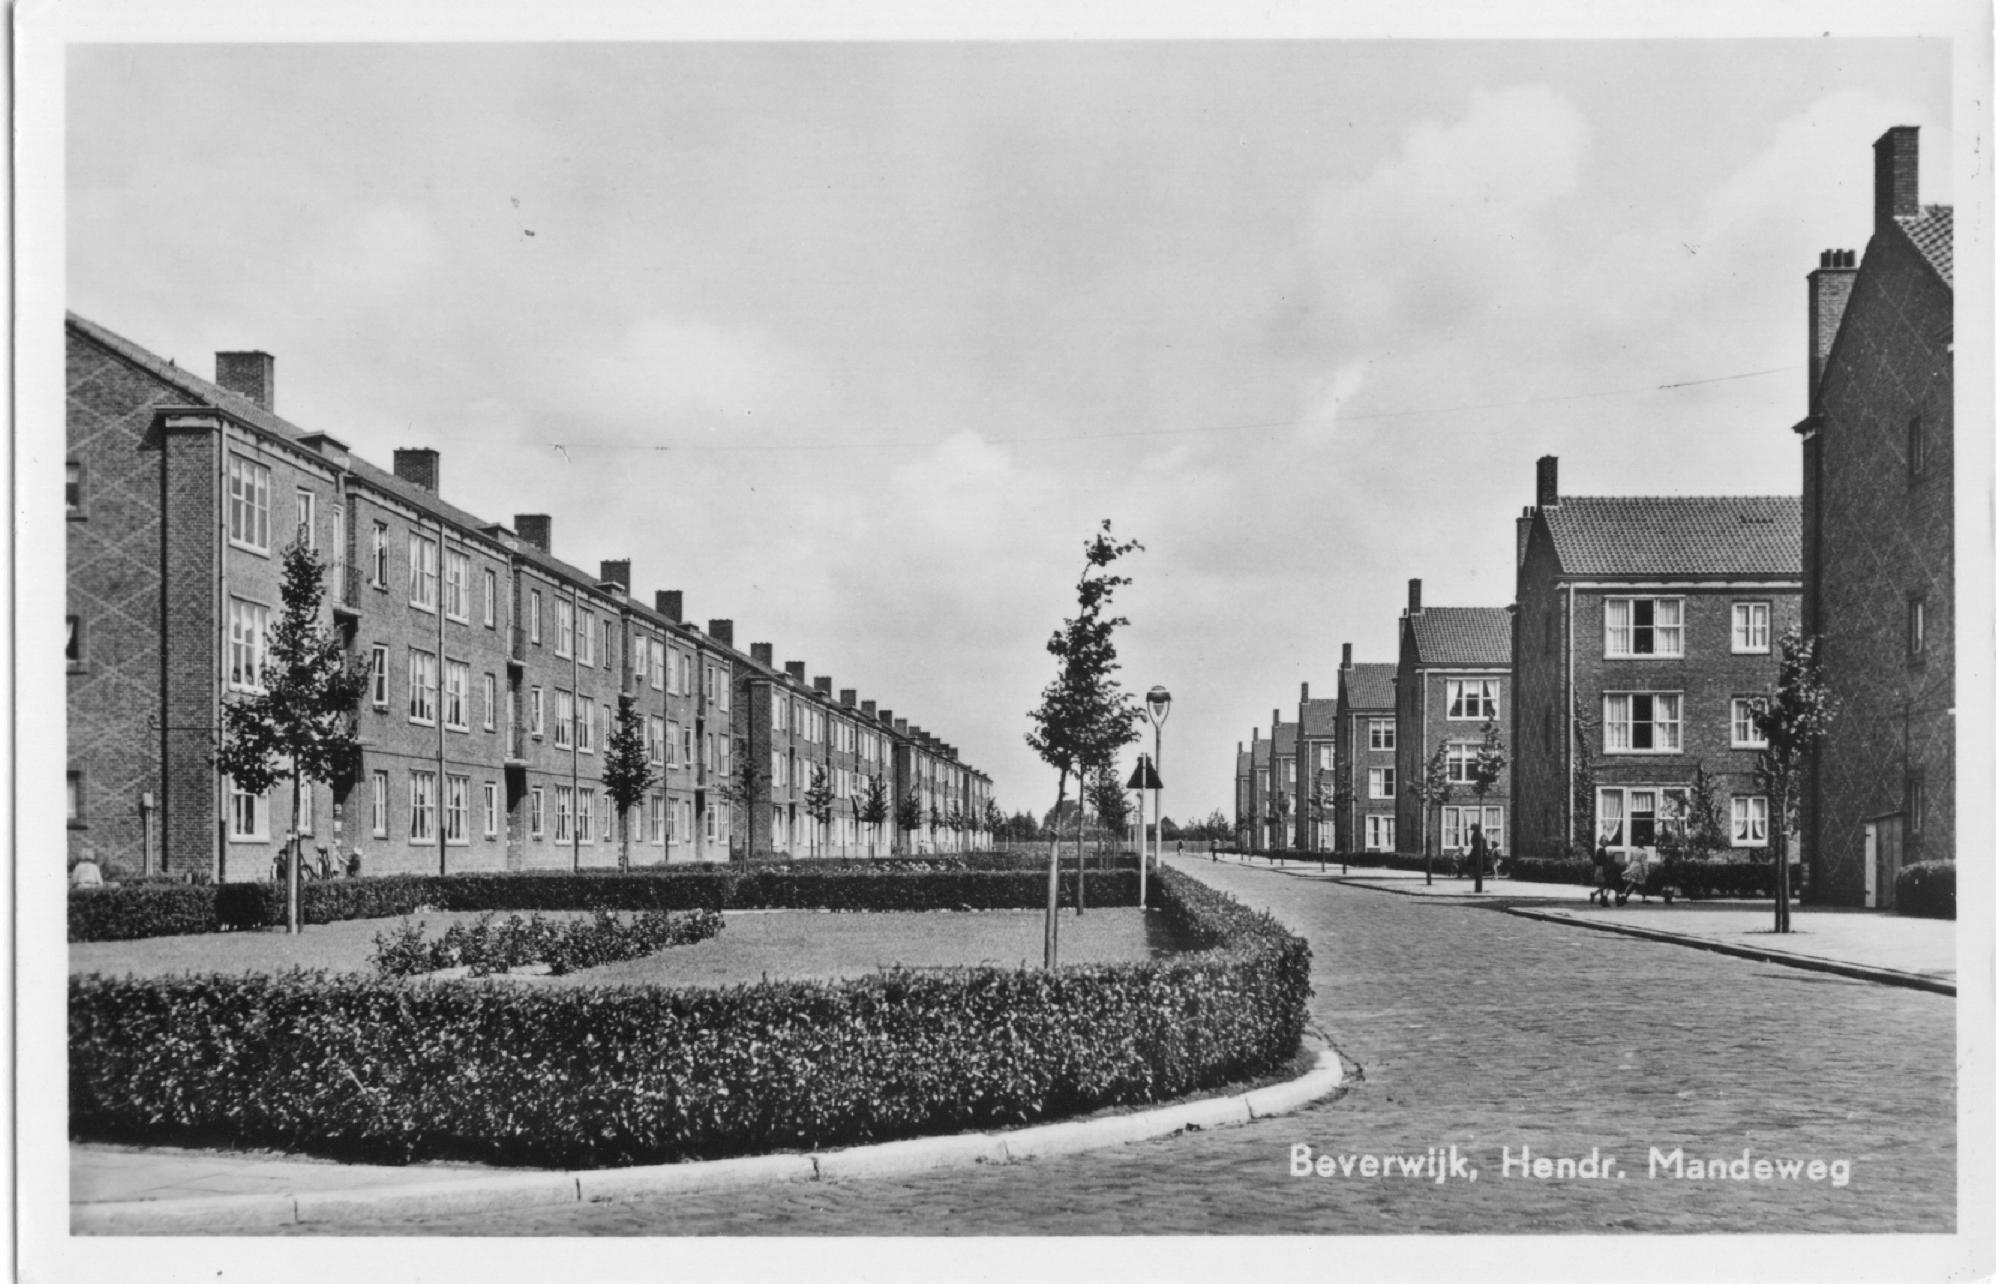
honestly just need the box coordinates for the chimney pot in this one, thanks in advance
[598,560,631,592]
[707,619,734,647]
[1408,578,1423,615]
[215,351,275,411]
[654,590,682,622]
[840,688,857,707]
[393,448,441,494]
[1874,125,1921,235]
[1807,248,1861,414]
[1301,682,1310,702]
[515,514,551,553]
[1535,456,1559,509]
[785,661,807,682]
[814,675,833,696]
[861,699,877,717]
[750,642,774,666]
[880,710,894,727]
[1341,642,1352,669]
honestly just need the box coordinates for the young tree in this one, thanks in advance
[1083,760,1134,912]
[214,539,370,934]
[804,766,836,860]
[1406,745,1456,885]
[981,797,1004,849]
[710,734,764,861]
[1467,718,1507,893]
[860,773,892,858]
[1754,629,1839,933]
[895,792,924,855]
[601,699,659,872]
[1571,692,1599,856]
[1025,520,1143,967]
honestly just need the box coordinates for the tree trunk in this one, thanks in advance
[1044,770,1067,968]
[287,769,303,935]
[619,806,631,873]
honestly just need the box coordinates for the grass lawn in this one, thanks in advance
[69,907,1180,985]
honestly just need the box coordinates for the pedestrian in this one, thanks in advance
[69,855,104,889]
[1470,823,1488,882]
[1176,839,1184,858]
[346,847,363,879]
[1591,841,1623,907]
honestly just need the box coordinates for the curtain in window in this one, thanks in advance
[1596,789,1624,845]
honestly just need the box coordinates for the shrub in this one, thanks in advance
[1894,860,1954,919]
[370,909,725,977]
[70,868,1307,1168]
[67,885,221,942]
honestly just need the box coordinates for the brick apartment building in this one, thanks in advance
[1266,710,1296,851]
[1294,685,1338,852]
[1394,581,1512,857]
[1795,126,1954,907]
[1333,645,1398,853]
[64,313,992,878]
[1233,727,1272,851]
[1232,740,1253,850]
[1509,456,1802,864]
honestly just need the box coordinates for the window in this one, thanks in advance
[68,771,84,826]
[649,716,666,764]
[555,598,573,658]
[650,639,665,691]
[1908,415,1927,480]
[1597,786,1691,850]
[679,724,693,768]
[1441,805,1506,853]
[1907,774,1926,836]
[719,734,732,777]
[408,534,439,610]
[296,490,316,550]
[603,619,614,669]
[1368,719,1395,751]
[529,590,543,644]
[482,674,497,731]
[67,615,83,670]
[297,789,315,836]
[1605,597,1684,658]
[1731,698,1768,748]
[410,771,437,841]
[553,689,573,748]
[578,788,595,842]
[483,781,499,838]
[408,650,438,724]
[370,771,389,837]
[1368,767,1395,800]
[629,799,644,845]
[716,667,731,712]
[1731,602,1771,654]
[773,750,786,790]
[444,661,470,730]
[704,733,715,774]
[705,804,718,844]
[330,506,345,580]
[372,523,389,586]
[1318,747,1333,771]
[530,686,545,736]
[66,461,83,516]
[577,702,596,753]
[1446,679,1498,721]
[1603,692,1681,753]
[554,786,574,842]
[1365,815,1394,851]
[482,569,497,628]
[226,454,272,552]
[1445,742,1476,784]
[228,598,269,691]
[1730,795,1768,847]
[1908,596,1927,662]
[529,786,545,839]
[444,774,470,844]
[445,550,470,621]
[577,610,595,665]
[650,797,666,845]
[227,777,268,841]
[633,635,650,685]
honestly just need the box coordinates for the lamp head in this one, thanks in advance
[1146,685,1172,726]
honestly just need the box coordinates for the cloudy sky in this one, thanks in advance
[63,34,1953,825]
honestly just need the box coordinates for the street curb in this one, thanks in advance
[72,1041,1344,1233]
[1503,906,1956,996]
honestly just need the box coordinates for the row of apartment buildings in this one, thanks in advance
[1231,127,1954,908]
[66,314,993,880]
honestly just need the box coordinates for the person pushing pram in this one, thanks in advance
[1589,841,1628,907]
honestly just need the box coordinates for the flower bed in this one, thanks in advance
[69,867,1307,1168]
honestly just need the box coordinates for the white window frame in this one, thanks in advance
[226,453,272,554]
[578,788,596,843]
[483,780,500,838]
[369,644,389,707]
[1602,692,1683,754]
[408,533,439,612]
[1440,805,1505,853]
[529,786,545,839]
[410,770,437,842]
[444,550,470,622]
[1731,697,1768,749]
[227,777,269,842]
[555,598,574,658]
[1731,601,1771,654]
[577,609,595,666]
[408,649,439,725]
[530,685,545,737]
[649,715,667,765]
[444,660,470,731]
[1444,742,1476,784]
[554,786,574,843]
[529,589,543,644]
[482,673,497,731]
[650,796,666,846]
[1365,814,1394,852]
[370,771,389,837]
[1445,678,1499,721]
[633,634,650,685]
[650,639,665,691]
[577,701,595,754]
[553,689,574,749]
[227,597,269,692]
[1368,719,1395,751]
[1604,596,1684,658]
[1368,767,1395,800]
[295,489,316,550]
[1731,795,1769,847]
[371,522,389,586]
[483,568,497,628]
[444,773,470,845]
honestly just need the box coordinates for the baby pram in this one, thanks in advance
[1593,848,1677,905]
[1588,850,1627,906]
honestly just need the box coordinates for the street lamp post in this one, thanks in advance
[1144,685,1171,908]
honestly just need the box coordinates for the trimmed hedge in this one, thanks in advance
[70,867,1309,1168]
[1894,860,1954,919]
[372,909,725,977]
[1506,856,1803,899]
[69,865,1141,942]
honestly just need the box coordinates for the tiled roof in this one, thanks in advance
[1236,749,1252,777]
[1341,663,1396,711]
[1299,697,1339,737]
[1542,496,1801,577]
[1252,739,1271,766]
[1407,607,1512,667]
[1896,205,1952,287]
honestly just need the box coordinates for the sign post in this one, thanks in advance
[1126,753,1164,907]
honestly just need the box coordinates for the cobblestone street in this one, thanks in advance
[252,857,1955,1236]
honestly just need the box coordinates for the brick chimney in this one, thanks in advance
[1301,682,1310,702]
[707,619,733,647]
[1536,455,1559,509]
[1807,248,1860,414]
[861,699,877,718]
[814,676,833,696]
[394,448,440,494]
[654,590,681,622]
[750,642,774,666]
[785,661,807,683]
[840,688,857,707]
[894,718,909,734]
[598,560,630,593]
[1341,643,1352,671]
[515,514,551,553]
[215,351,275,411]
[1874,125,1921,236]
[1407,578,1423,616]
[880,710,894,728]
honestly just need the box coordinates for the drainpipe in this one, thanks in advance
[214,424,228,883]
[436,518,448,876]
[570,585,580,873]
[1565,581,1576,852]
